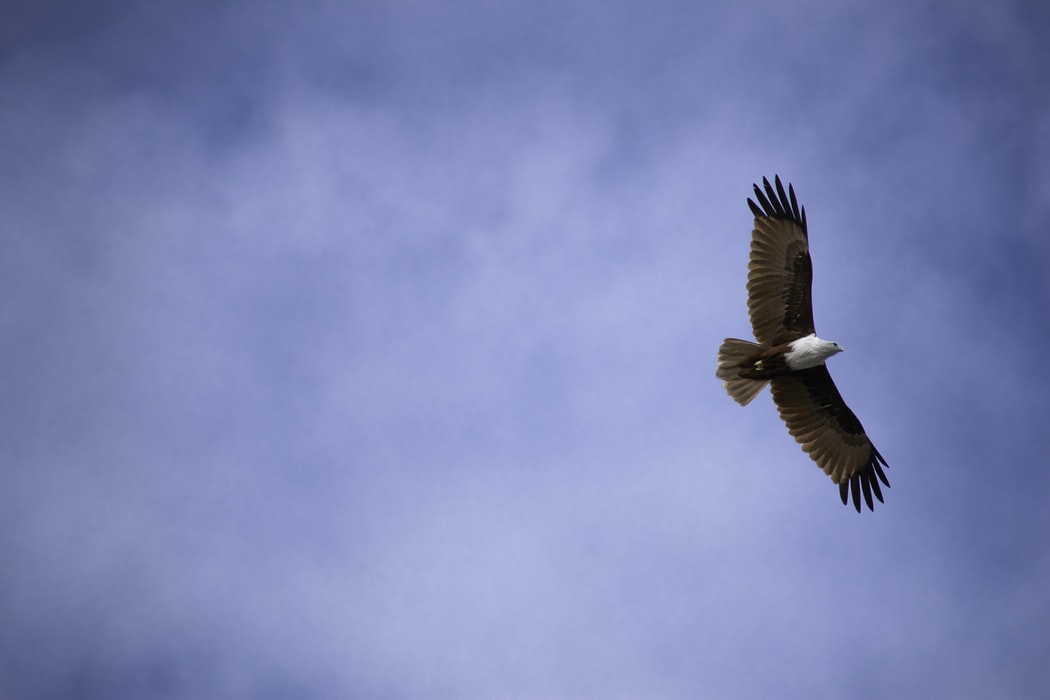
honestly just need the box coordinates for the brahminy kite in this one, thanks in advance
[716,176,889,512]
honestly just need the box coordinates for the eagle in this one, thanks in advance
[716,176,889,512]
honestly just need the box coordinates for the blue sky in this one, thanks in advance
[2,1,1048,698]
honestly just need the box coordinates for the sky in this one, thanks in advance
[2,1,1049,698]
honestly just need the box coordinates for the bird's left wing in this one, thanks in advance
[769,366,890,511]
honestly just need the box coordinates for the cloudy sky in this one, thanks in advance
[3,1,1048,698]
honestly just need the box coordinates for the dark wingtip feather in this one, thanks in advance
[786,183,807,237]
[840,449,890,513]
[749,175,805,231]
[860,473,874,511]
[763,177,786,215]
[774,176,790,214]
[869,472,885,503]
[752,182,775,217]
[787,182,800,218]
[872,448,890,487]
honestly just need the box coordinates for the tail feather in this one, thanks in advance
[716,338,768,406]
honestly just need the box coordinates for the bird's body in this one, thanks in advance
[716,176,889,512]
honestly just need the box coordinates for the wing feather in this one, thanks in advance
[746,176,815,345]
[769,367,890,512]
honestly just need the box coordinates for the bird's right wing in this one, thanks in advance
[746,176,815,345]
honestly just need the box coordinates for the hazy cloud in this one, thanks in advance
[2,1,1047,698]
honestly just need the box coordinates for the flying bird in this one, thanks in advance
[716,176,889,512]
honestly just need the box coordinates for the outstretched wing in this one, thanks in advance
[746,176,815,346]
[769,366,890,512]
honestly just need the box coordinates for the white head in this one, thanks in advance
[785,333,843,370]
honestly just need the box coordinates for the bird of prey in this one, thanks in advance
[716,176,889,512]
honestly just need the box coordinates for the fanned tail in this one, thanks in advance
[716,338,768,406]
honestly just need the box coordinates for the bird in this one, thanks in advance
[716,176,889,512]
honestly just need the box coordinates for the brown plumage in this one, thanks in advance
[716,176,889,512]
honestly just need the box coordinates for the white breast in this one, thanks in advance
[784,333,843,370]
